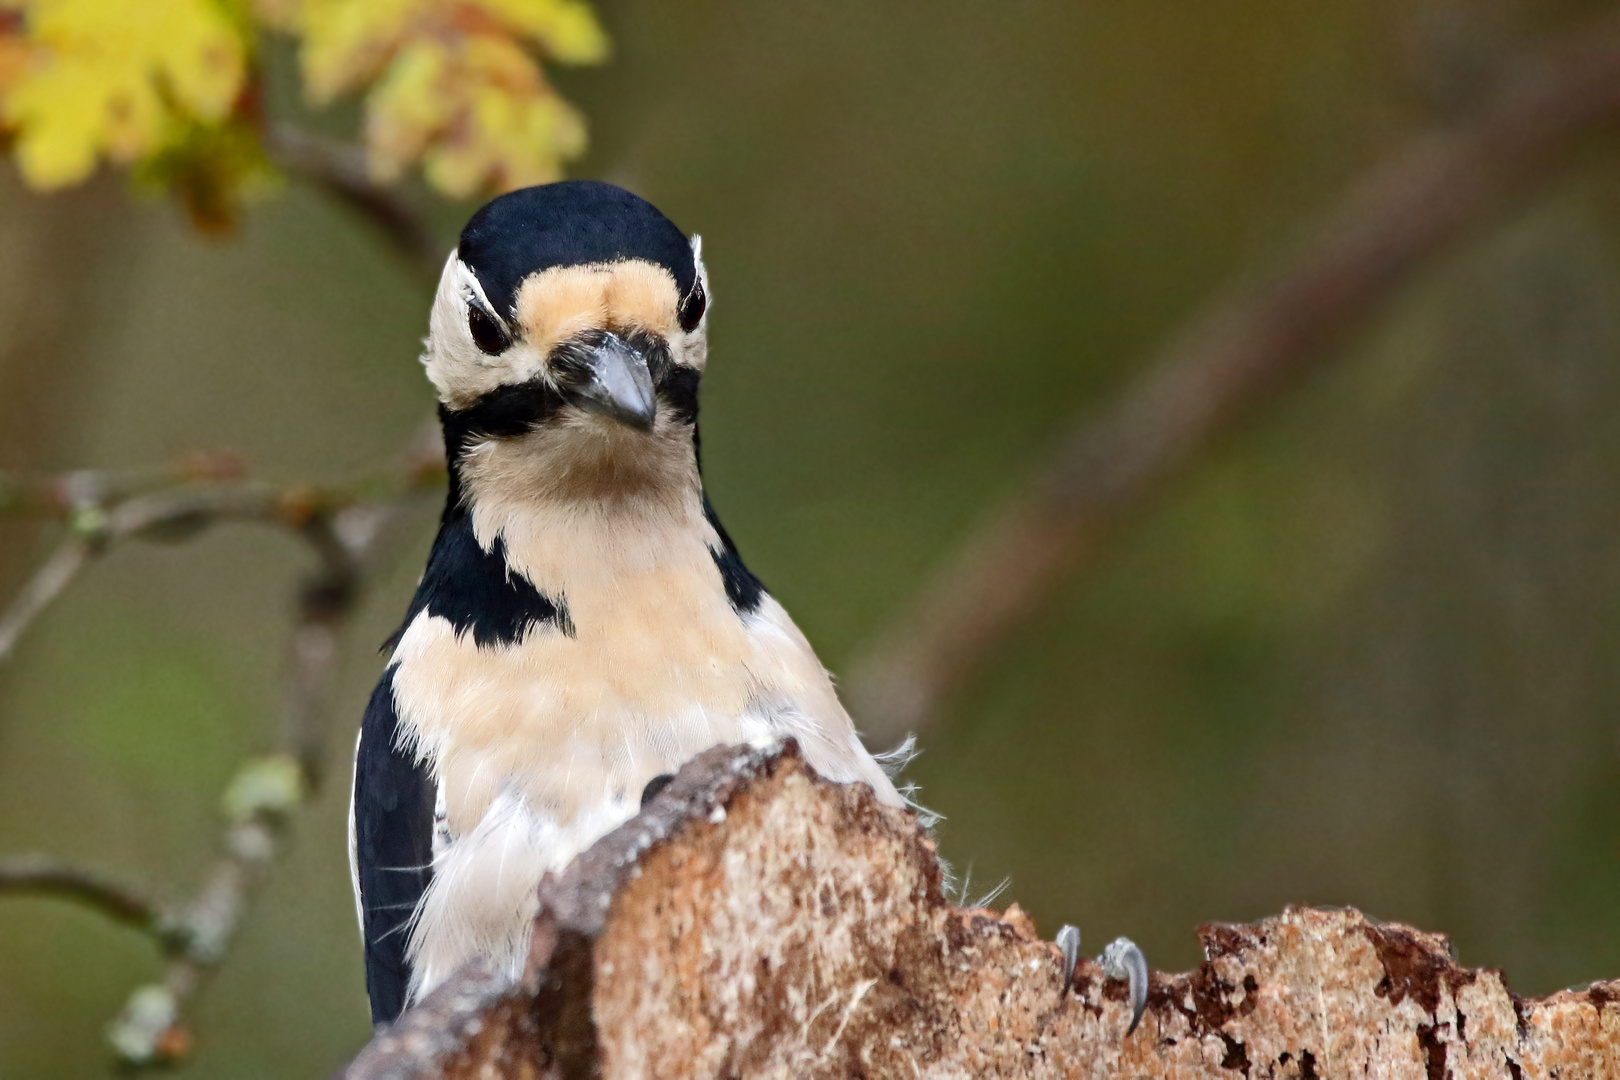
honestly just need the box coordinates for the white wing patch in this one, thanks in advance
[405,786,634,997]
[347,725,364,944]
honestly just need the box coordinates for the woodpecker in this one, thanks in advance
[349,181,908,1025]
[350,180,1149,1033]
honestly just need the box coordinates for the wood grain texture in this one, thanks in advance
[345,741,1619,1079]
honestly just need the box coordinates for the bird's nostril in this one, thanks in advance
[560,330,657,431]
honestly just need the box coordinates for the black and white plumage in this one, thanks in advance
[350,182,907,1026]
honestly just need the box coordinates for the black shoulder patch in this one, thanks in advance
[353,670,434,1026]
[703,494,765,614]
[459,181,696,321]
[396,504,574,650]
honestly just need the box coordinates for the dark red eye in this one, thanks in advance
[467,303,509,355]
[678,280,706,332]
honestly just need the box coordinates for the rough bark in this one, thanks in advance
[344,742,1618,1080]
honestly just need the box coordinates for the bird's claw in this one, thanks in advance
[1056,924,1081,996]
[1099,936,1149,1035]
[1055,927,1148,1036]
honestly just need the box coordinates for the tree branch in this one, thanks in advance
[848,8,1620,742]
[101,437,442,1069]
[0,426,446,1068]
[0,452,248,520]
[0,536,93,663]
[0,428,444,657]
[0,854,170,941]
[263,125,445,285]
[0,480,353,666]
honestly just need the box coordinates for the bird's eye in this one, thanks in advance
[467,303,510,355]
[678,280,706,332]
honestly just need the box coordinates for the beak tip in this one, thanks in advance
[568,331,659,432]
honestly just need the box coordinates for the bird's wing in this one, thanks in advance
[351,668,436,1025]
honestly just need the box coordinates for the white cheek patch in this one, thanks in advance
[422,253,550,409]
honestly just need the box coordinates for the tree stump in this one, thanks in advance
[345,741,1618,1079]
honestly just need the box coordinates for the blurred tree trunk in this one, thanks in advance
[1243,0,1620,986]
[1280,192,1620,975]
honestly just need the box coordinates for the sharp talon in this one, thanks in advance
[1100,936,1149,1035]
[1055,924,1080,996]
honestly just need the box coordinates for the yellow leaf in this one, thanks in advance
[299,0,421,102]
[293,0,605,198]
[364,34,448,179]
[472,0,606,64]
[2,0,248,190]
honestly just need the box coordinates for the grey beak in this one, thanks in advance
[567,331,657,431]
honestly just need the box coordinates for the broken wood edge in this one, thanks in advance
[345,741,1620,1079]
[344,741,828,1080]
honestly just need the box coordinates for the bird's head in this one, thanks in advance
[424,181,710,504]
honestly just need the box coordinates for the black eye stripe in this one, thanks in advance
[467,302,510,355]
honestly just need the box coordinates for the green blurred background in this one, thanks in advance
[4,1,1620,1074]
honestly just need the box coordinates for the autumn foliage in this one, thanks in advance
[0,0,607,225]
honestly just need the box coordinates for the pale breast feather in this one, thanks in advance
[371,463,906,1011]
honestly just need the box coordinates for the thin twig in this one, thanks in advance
[280,512,360,783]
[94,436,441,1069]
[0,452,248,521]
[0,854,169,939]
[263,125,445,284]
[0,430,443,670]
[0,484,367,667]
[111,484,433,1066]
[0,536,93,662]
[0,426,444,1066]
[848,9,1620,743]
